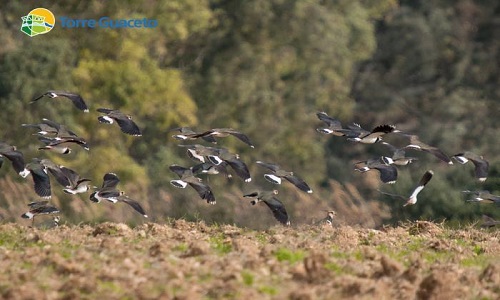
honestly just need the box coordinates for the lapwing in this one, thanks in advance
[191,162,232,179]
[90,173,147,217]
[207,148,251,182]
[169,165,216,204]
[315,112,345,136]
[31,91,89,112]
[243,190,290,226]
[191,128,255,148]
[401,134,452,164]
[255,160,313,193]
[169,127,217,144]
[178,144,219,163]
[480,215,500,228]
[21,201,60,227]
[452,152,489,182]
[97,108,142,136]
[316,210,337,226]
[37,159,72,188]
[0,142,29,177]
[342,123,398,144]
[38,135,89,153]
[60,166,91,194]
[354,157,398,184]
[26,159,52,199]
[378,170,434,206]
[381,142,418,166]
[462,190,500,204]
[22,119,60,136]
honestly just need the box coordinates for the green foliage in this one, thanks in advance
[274,247,305,264]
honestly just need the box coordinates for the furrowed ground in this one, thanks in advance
[0,220,498,299]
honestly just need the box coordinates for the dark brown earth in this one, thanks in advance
[0,220,498,299]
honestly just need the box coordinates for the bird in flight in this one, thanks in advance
[31,91,89,112]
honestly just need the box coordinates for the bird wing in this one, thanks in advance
[262,197,290,225]
[284,174,313,193]
[226,158,252,182]
[255,161,281,172]
[113,117,142,136]
[377,190,406,201]
[316,112,342,128]
[469,157,489,181]
[373,165,398,184]
[188,181,216,204]
[102,173,120,189]
[169,165,190,177]
[225,130,254,148]
[0,148,26,174]
[117,195,148,217]
[408,170,433,199]
[29,167,52,198]
[58,92,89,112]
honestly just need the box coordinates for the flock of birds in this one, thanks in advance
[0,90,498,227]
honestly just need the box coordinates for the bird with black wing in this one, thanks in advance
[243,190,290,226]
[31,90,89,112]
[97,108,142,136]
[255,160,312,193]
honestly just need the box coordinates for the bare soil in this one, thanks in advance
[0,220,498,299]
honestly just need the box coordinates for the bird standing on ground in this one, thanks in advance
[378,170,434,206]
[31,91,89,112]
[97,108,142,136]
[452,152,489,182]
[243,190,290,225]
[255,160,313,193]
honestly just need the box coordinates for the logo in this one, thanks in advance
[21,8,55,37]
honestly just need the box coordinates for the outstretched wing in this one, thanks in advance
[117,195,148,217]
[262,197,290,226]
[284,175,313,193]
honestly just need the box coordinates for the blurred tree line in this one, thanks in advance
[0,0,498,228]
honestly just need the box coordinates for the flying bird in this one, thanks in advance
[315,112,345,136]
[401,134,452,164]
[26,159,52,199]
[90,173,147,217]
[355,158,398,184]
[178,144,219,163]
[31,91,89,112]
[207,148,251,182]
[378,170,434,206]
[243,190,290,226]
[452,152,489,182]
[0,142,29,177]
[169,127,217,143]
[190,128,255,148]
[462,190,500,204]
[381,142,418,166]
[21,201,60,227]
[255,160,313,193]
[191,162,232,179]
[60,166,92,195]
[341,123,398,144]
[97,108,142,136]
[169,165,216,204]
